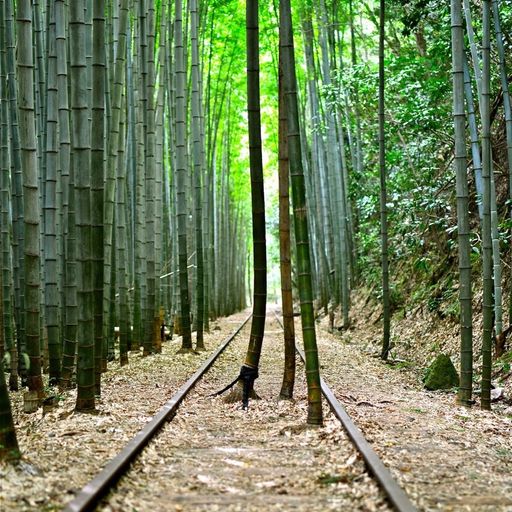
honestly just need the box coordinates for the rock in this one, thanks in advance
[491,387,505,402]
[423,354,459,390]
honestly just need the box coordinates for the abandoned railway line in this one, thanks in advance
[62,312,416,512]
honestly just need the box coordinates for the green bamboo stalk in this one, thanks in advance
[0,254,3,359]
[70,0,94,411]
[104,0,129,358]
[349,0,364,184]
[481,0,493,411]
[464,0,502,335]
[57,0,78,391]
[108,213,116,361]
[60,172,78,389]
[91,0,105,394]
[0,0,16,391]
[379,0,391,361]
[463,55,484,216]
[462,0,482,98]
[154,0,167,351]
[491,0,512,199]
[44,2,61,385]
[238,0,267,402]
[491,0,512,328]
[134,29,147,349]
[278,51,295,399]
[137,0,150,354]
[117,92,129,367]
[280,0,322,425]
[190,0,205,350]
[5,0,25,375]
[316,0,351,320]
[144,0,158,355]
[301,11,333,311]
[128,20,143,349]
[162,12,175,334]
[199,31,209,332]
[316,0,341,307]
[174,0,193,352]
[33,0,46,193]
[17,0,44,395]
[85,0,92,107]
[452,0,473,407]
[324,1,351,323]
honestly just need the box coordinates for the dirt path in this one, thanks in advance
[100,312,389,512]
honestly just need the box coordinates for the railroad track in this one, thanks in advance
[63,312,416,512]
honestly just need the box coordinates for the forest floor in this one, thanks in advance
[99,312,387,512]
[0,313,251,511]
[317,292,512,511]
[0,302,511,511]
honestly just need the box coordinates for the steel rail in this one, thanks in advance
[63,314,251,512]
[274,312,416,512]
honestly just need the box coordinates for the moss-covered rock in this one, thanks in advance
[423,354,459,390]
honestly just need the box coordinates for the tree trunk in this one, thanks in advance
[379,0,391,361]
[452,0,473,407]
[0,360,19,461]
[280,0,322,426]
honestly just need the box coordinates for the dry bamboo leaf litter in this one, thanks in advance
[99,312,390,512]
[0,311,249,512]
[314,296,512,512]
[3,299,508,512]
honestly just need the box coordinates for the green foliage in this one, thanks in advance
[496,447,512,460]
[495,351,512,381]
[406,406,426,413]
[340,43,456,290]
[317,472,354,485]
[387,360,414,370]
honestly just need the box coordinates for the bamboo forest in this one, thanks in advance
[1,0,512,510]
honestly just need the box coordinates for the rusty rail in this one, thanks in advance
[64,314,251,512]
[274,312,416,512]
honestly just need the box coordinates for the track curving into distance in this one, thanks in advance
[63,314,251,512]
[64,311,416,512]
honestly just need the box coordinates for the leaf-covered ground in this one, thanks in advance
[0,313,249,511]
[99,313,388,512]
[1,303,511,511]
[320,292,512,511]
